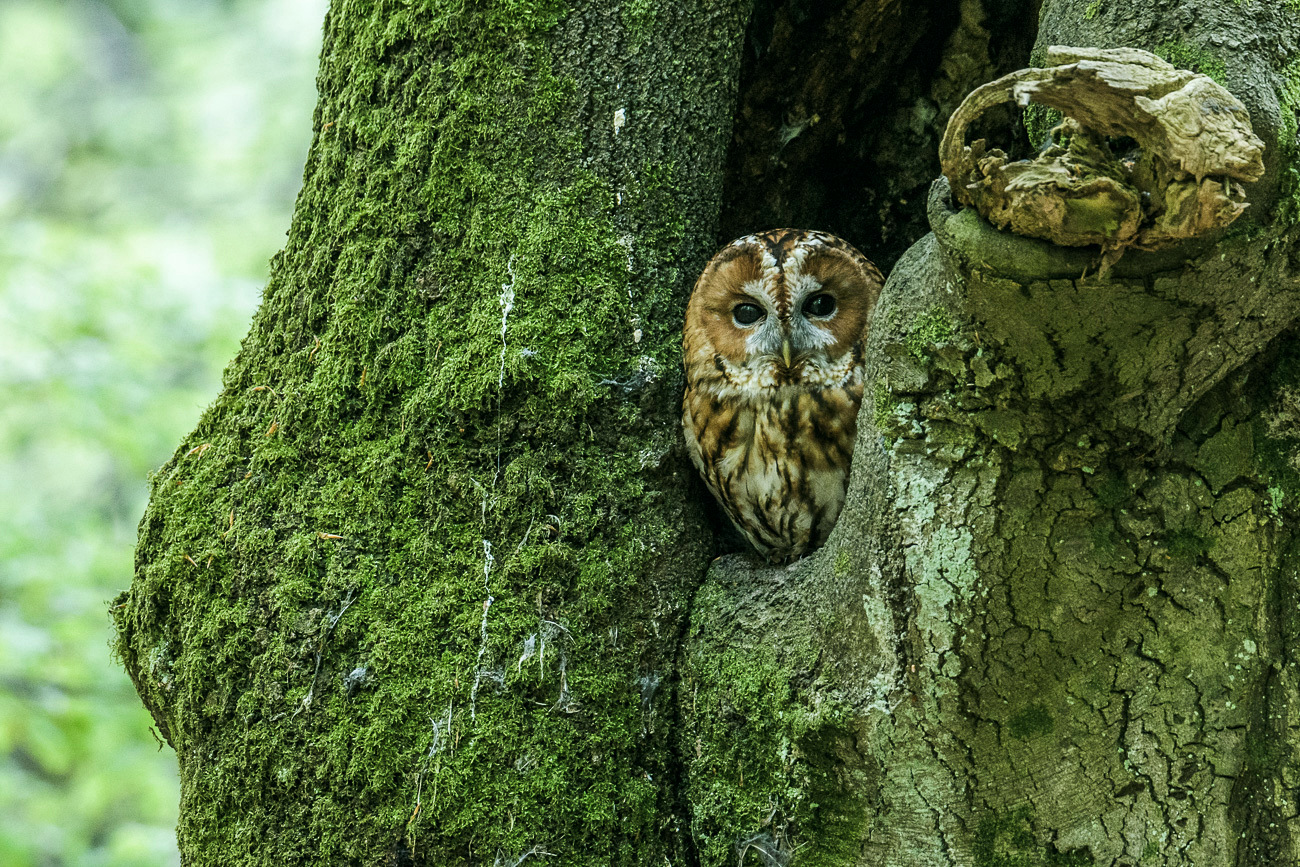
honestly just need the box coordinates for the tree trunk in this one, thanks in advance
[114,1,749,863]
[115,0,1300,865]
[682,2,1300,866]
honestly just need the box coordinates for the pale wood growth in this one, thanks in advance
[940,46,1266,266]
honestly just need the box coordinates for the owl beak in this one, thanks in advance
[782,338,792,368]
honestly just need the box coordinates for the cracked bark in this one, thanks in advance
[682,2,1300,867]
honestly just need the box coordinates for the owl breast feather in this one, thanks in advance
[683,383,861,563]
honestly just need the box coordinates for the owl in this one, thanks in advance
[682,229,882,563]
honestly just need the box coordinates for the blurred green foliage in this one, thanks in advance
[0,0,325,862]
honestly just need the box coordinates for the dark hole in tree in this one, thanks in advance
[717,0,1042,271]
[700,0,1041,559]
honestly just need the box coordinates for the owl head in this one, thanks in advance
[683,229,883,395]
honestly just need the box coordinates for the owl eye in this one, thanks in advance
[733,303,765,326]
[803,293,836,317]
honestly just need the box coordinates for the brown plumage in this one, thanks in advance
[682,229,882,563]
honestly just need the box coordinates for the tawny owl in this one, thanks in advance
[682,229,882,563]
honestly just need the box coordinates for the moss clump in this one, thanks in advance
[1275,57,1300,224]
[1154,41,1226,85]
[1252,338,1300,506]
[904,306,956,358]
[1093,473,1131,510]
[683,641,868,867]
[1023,103,1064,152]
[1166,527,1212,559]
[620,0,658,44]
[682,578,873,867]
[112,1,748,863]
[1007,701,1055,739]
[1255,414,1300,503]
[872,381,898,428]
[1088,519,1118,553]
[974,806,1095,867]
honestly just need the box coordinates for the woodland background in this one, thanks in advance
[0,0,325,861]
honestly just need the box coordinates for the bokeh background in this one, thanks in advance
[0,0,327,861]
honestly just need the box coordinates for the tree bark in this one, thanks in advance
[115,2,750,863]
[115,0,1300,865]
[682,2,1300,866]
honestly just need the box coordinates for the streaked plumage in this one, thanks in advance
[682,229,882,563]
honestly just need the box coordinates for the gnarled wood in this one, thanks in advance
[940,46,1265,264]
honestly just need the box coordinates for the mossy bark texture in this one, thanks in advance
[681,2,1300,867]
[118,0,1300,865]
[114,1,751,863]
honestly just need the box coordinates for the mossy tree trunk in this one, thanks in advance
[115,0,1300,865]
[115,1,750,863]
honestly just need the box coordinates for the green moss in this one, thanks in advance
[1166,528,1212,559]
[1194,418,1254,493]
[1253,343,1300,504]
[1020,46,1065,146]
[620,0,657,43]
[1094,474,1131,510]
[905,306,956,358]
[1267,484,1285,515]
[1154,41,1226,84]
[1255,417,1300,503]
[1007,702,1055,740]
[1062,191,1132,236]
[1083,0,1102,19]
[1245,728,1282,768]
[1088,519,1118,554]
[1276,57,1300,224]
[683,637,869,867]
[1022,103,1063,151]
[112,1,748,863]
[872,381,898,428]
[973,806,1094,867]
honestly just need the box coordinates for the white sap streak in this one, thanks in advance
[471,255,515,722]
[469,539,496,722]
[497,255,516,395]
